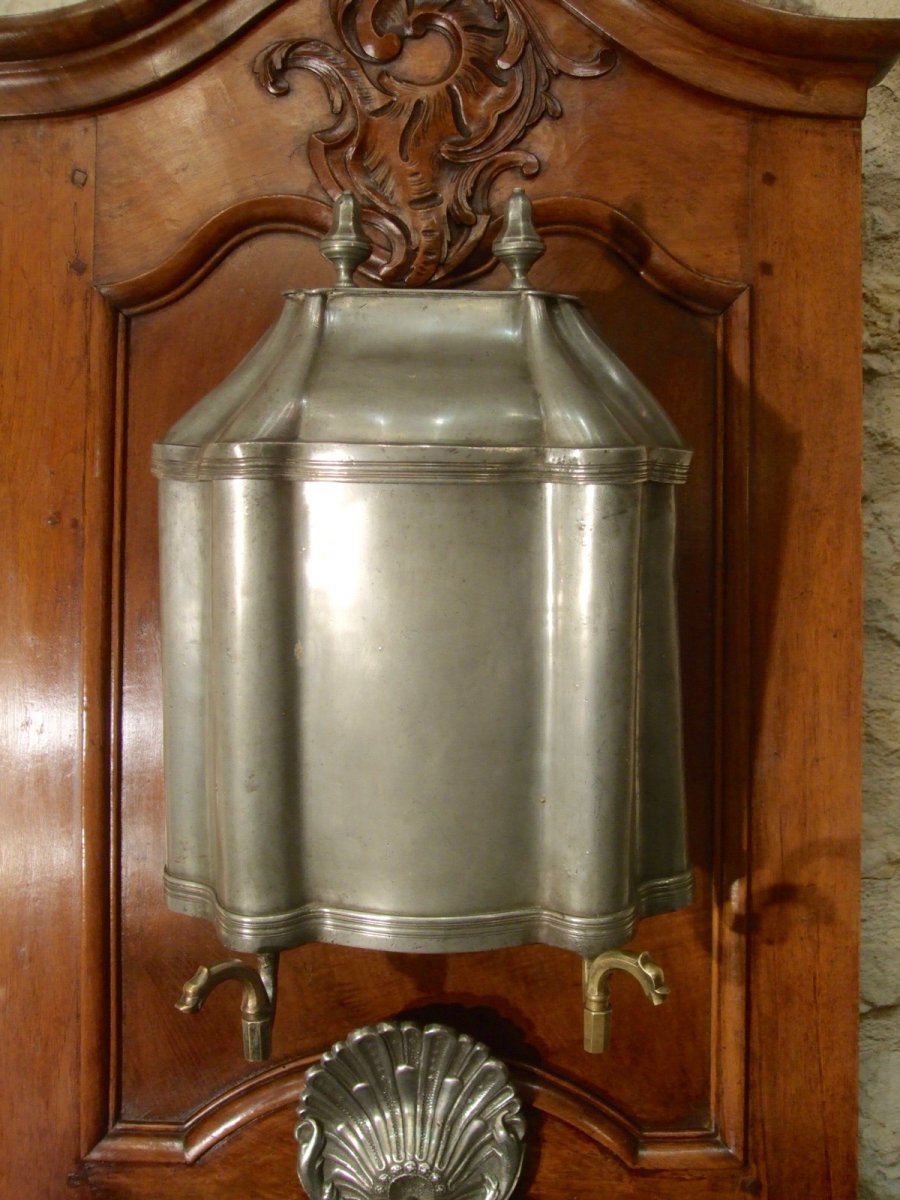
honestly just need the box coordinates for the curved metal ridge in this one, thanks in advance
[1,0,897,119]
[163,870,695,955]
[152,442,692,485]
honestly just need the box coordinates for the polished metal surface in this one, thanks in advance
[153,196,693,963]
[296,1021,524,1200]
[176,953,278,1061]
[492,188,544,289]
[582,949,669,1054]
[321,191,372,287]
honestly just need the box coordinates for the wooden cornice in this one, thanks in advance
[0,0,286,117]
[0,0,183,58]
[0,0,898,119]
[655,0,900,67]
[567,0,900,117]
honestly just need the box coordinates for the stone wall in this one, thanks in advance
[859,36,900,1200]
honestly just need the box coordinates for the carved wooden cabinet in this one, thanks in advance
[2,2,899,1197]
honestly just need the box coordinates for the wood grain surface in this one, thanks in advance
[0,2,894,1197]
[1,0,900,118]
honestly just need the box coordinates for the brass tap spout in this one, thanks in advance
[582,949,669,1054]
[176,953,278,1062]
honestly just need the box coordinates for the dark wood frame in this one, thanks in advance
[1,3,897,1198]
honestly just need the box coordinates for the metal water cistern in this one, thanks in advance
[153,189,693,1060]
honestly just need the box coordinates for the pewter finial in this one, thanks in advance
[321,192,372,287]
[492,188,545,290]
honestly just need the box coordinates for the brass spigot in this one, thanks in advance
[582,949,669,1053]
[177,952,279,1062]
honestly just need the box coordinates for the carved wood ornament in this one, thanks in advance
[255,0,615,285]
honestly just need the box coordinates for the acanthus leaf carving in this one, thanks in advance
[254,0,615,285]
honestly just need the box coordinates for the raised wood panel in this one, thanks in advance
[83,1109,753,1199]
[92,10,752,288]
[103,227,741,1155]
[0,2,893,1197]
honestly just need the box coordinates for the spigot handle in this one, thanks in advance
[583,988,613,1054]
[242,1014,272,1061]
[176,954,278,1063]
[582,949,669,1054]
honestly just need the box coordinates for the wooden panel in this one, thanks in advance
[747,114,864,1199]
[2,0,899,118]
[79,1109,754,1199]
[92,10,752,288]
[106,229,733,1146]
[0,2,892,1197]
[0,117,111,1191]
[0,0,286,117]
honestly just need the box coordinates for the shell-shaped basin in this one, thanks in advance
[296,1022,525,1200]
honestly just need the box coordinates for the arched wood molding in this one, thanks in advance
[90,202,749,1178]
[0,0,183,58]
[568,0,900,118]
[532,196,746,315]
[85,1058,740,1170]
[0,0,898,120]
[100,194,333,315]
[100,193,746,316]
[0,0,286,117]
